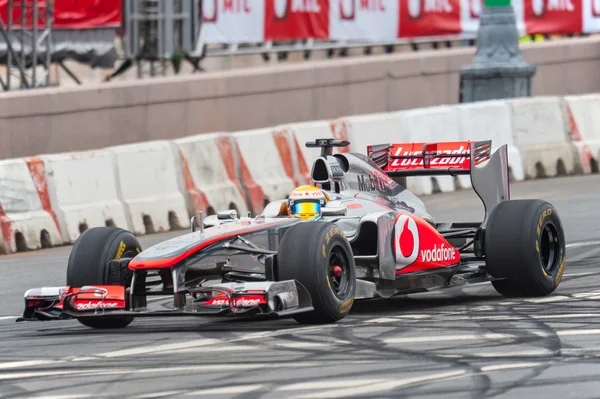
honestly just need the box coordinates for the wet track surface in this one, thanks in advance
[1,175,600,398]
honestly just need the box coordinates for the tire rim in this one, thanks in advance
[540,221,561,274]
[328,245,350,299]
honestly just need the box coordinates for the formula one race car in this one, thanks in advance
[18,138,566,328]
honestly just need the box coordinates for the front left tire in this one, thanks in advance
[66,227,142,329]
[277,221,356,324]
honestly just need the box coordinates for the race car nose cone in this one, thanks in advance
[331,266,342,277]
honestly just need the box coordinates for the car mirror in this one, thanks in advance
[217,209,238,220]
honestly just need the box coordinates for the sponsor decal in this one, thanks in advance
[399,0,460,37]
[233,295,266,307]
[325,226,344,244]
[469,0,482,18]
[390,145,469,168]
[340,296,354,314]
[531,0,575,16]
[593,0,600,15]
[290,189,325,199]
[329,161,344,177]
[524,0,581,34]
[556,256,566,286]
[536,208,553,237]
[75,301,122,311]
[420,243,456,263]
[204,298,229,306]
[116,241,126,259]
[394,214,419,266]
[265,0,329,40]
[346,203,363,209]
[357,171,395,192]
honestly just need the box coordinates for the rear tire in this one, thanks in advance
[278,221,356,324]
[485,200,566,297]
[66,227,142,329]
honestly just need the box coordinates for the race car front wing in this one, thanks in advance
[17,279,314,322]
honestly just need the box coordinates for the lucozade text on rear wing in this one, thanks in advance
[367,140,494,176]
[368,140,511,227]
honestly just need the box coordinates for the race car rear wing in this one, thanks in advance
[367,140,510,226]
[367,140,492,176]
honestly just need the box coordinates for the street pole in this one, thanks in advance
[459,0,536,102]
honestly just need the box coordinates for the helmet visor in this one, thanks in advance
[290,201,321,216]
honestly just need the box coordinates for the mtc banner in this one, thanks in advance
[201,0,600,43]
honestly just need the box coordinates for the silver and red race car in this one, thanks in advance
[18,138,566,328]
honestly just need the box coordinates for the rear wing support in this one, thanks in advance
[368,140,510,228]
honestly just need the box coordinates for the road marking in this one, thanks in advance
[366,317,402,324]
[481,362,542,372]
[96,338,222,358]
[278,378,386,391]
[383,333,512,344]
[92,324,339,359]
[26,396,92,399]
[286,370,467,399]
[134,392,185,399]
[473,349,555,358]
[525,295,571,303]
[564,272,596,277]
[558,329,600,337]
[532,313,600,319]
[568,246,600,263]
[0,361,379,381]
[0,360,65,370]
[0,316,18,321]
[185,384,264,396]
[566,240,600,249]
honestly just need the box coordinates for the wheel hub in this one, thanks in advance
[331,265,342,277]
[540,221,561,274]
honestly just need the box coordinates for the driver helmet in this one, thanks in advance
[287,185,328,221]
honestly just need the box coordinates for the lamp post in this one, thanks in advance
[459,0,536,102]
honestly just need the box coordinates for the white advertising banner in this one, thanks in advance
[201,0,265,43]
[329,0,400,41]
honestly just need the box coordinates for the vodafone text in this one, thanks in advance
[391,146,469,167]
[421,244,456,263]
[234,298,263,307]
[76,301,120,311]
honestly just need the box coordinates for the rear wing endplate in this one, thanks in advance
[367,140,510,227]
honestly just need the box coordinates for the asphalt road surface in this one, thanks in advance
[1,175,600,399]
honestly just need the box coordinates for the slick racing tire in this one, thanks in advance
[66,227,142,329]
[485,200,566,297]
[278,221,356,324]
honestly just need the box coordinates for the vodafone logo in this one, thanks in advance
[234,298,263,307]
[408,0,453,19]
[394,215,419,266]
[76,301,120,311]
[420,244,456,263]
[531,0,575,16]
